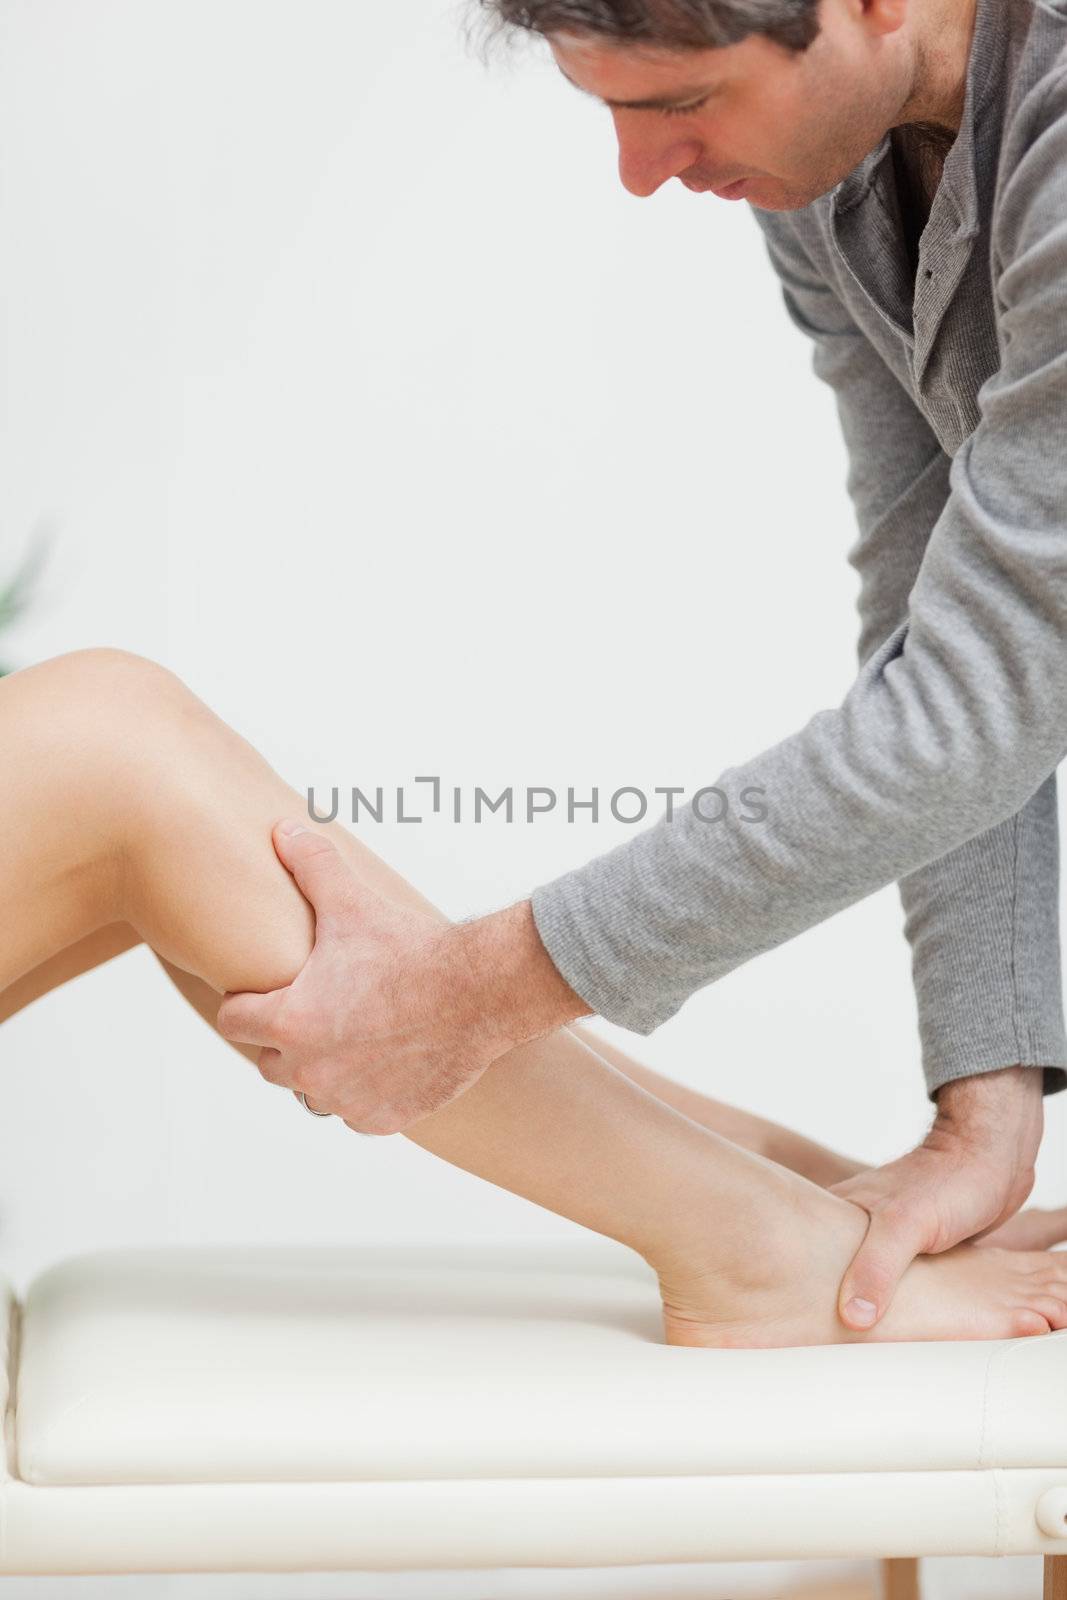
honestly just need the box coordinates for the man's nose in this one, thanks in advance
[612,116,703,197]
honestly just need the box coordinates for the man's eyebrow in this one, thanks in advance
[556,63,713,110]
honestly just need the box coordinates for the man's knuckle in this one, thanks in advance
[285,1057,316,1093]
[269,1005,296,1041]
[302,1064,339,1103]
[273,1010,308,1053]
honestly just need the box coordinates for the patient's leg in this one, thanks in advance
[567,1025,866,1187]
[12,936,1063,1255]
[0,924,142,1023]
[567,1030,1067,1252]
[3,646,1066,1347]
[1,927,859,1178]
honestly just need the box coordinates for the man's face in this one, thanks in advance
[548,0,914,211]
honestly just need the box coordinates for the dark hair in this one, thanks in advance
[470,0,822,56]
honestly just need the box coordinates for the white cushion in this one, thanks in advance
[2,1240,1066,1575]
[13,1238,1067,1485]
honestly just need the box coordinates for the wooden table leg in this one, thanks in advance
[880,1557,921,1600]
[1045,1555,1067,1599]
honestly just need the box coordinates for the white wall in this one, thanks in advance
[0,3,1062,1596]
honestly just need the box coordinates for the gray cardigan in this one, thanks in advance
[529,0,1067,1097]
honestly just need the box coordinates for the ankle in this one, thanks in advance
[640,1154,821,1290]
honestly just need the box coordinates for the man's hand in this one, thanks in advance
[216,820,591,1134]
[831,1065,1045,1330]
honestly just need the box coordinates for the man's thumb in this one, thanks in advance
[272,819,354,921]
[838,1213,922,1332]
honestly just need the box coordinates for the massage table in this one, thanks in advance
[1,1238,1065,1595]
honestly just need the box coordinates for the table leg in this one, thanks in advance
[880,1557,921,1600]
[1045,1556,1067,1600]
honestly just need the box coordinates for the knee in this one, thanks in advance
[44,645,186,699]
[27,647,213,754]
[5,646,189,722]
[1,645,176,751]
[7,646,211,841]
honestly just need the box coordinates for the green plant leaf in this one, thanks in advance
[0,523,55,648]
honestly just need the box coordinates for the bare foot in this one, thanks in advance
[981,1205,1067,1253]
[655,1170,1067,1348]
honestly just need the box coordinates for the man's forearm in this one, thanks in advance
[453,898,593,1058]
[928,1062,1044,1168]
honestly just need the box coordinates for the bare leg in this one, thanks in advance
[0,924,264,1071]
[2,927,858,1173]
[561,1032,1067,1251]
[14,930,1066,1251]
[0,923,142,1024]
[568,1025,866,1186]
[4,647,1067,1346]
[12,937,1062,1253]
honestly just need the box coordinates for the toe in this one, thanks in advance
[1010,1307,1053,1337]
[1027,1295,1067,1331]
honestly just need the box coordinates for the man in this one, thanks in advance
[218,0,1067,1336]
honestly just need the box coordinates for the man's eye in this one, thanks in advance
[660,98,708,118]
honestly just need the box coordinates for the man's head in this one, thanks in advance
[477,0,966,211]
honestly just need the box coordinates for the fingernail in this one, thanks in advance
[845,1297,878,1327]
[277,818,307,838]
